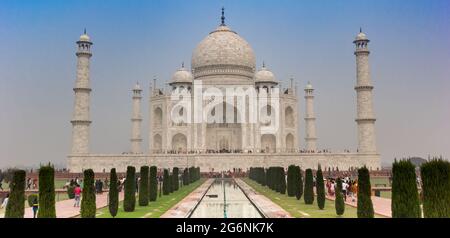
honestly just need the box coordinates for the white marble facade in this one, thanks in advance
[68,15,380,172]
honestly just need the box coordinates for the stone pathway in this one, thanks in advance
[160,179,214,218]
[1,192,124,218]
[326,194,392,217]
[235,179,292,218]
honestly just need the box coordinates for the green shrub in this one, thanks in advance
[287,165,296,197]
[109,168,119,217]
[335,178,345,216]
[38,165,56,218]
[139,166,149,206]
[183,168,189,186]
[357,166,374,218]
[391,159,421,218]
[316,165,325,210]
[295,167,303,200]
[303,169,314,204]
[80,169,96,218]
[163,169,170,195]
[173,167,179,192]
[149,166,158,201]
[279,167,286,194]
[420,158,450,218]
[124,166,136,212]
[5,170,26,218]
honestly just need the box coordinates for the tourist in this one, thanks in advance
[73,184,81,207]
[1,193,9,209]
[31,195,39,218]
[342,180,348,201]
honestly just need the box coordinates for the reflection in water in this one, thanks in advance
[190,179,263,218]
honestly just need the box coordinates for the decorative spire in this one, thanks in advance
[84,28,87,34]
[221,7,226,26]
[360,27,362,33]
[182,62,184,68]
[262,61,265,68]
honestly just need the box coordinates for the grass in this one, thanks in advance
[96,178,206,218]
[243,178,382,218]
[371,177,391,198]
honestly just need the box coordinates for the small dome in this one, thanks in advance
[305,81,313,90]
[355,31,367,41]
[170,64,193,84]
[255,64,277,83]
[134,82,141,90]
[79,33,90,42]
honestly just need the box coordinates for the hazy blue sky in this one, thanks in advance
[0,0,449,168]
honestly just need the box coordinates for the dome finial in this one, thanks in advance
[182,62,184,68]
[262,61,265,68]
[221,7,226,26]
[84,28,87,34]
[360,27,362,33]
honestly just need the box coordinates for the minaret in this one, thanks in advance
[304,82,317,151]
[354,28,377,153]
[131,82,143,153]
[71,30,92,154]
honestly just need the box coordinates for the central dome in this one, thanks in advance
[191,25,256,79]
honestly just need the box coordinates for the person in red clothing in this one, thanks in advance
[73,184,82,207]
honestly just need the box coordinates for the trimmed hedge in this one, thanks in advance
[5,170,26,218]
[183,168,189,186]
[173,167,179,192]
[420,158,450,218]
[304,169,314,205]
[296,167,303,200]
[124,166,136,212]
[391,159,421,218]
[335,178,345,216]
[109,168,119,218]
[38,165,56,218]
[80,169,96,218]
[287,165,296,197]
[163,169,170,195]
[139,166,149,206]
[357,166,374,218]
[149,166,158,202]
[316,165,325,210]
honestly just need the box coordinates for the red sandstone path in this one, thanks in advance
[327,194,392,218]
[15,192,124,218]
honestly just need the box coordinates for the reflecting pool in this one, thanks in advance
[190,179,263,218]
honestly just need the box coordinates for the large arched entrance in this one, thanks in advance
[172,133,187,152]
[206,102,242,152]
[261,134,276,153]
[286,133,294,152]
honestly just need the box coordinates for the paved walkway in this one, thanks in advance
[326,194,392,217]
[1,192,124,218]
[160,179,214,218]
[235,179,292,218]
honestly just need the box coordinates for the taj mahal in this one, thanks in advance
[67,10,380,173]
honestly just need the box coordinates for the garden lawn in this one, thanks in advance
[243,178,381,218]
[96,178,206,218]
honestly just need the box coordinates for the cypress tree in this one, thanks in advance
[391,159,421,218]
[295,167,303,200]
[183,168,189,186]
[173,167,179,191]
[163,169,170,195]
[287,165,296,197]
[139,166,149,206]
[149,166,157,202]
[37,165,56,218]
[357,166,374,218]
[280,167,286,194]
[124,166,136,212]
[316,165,326,210]
[80,169,96,218]
[4,170,26,218]
[420,158,450,218]
[335,178,345,216]
[168,173,173,193]
[304,169,314,204]
[108,168,118,218]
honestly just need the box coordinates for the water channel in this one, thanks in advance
[189,179,264,218]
